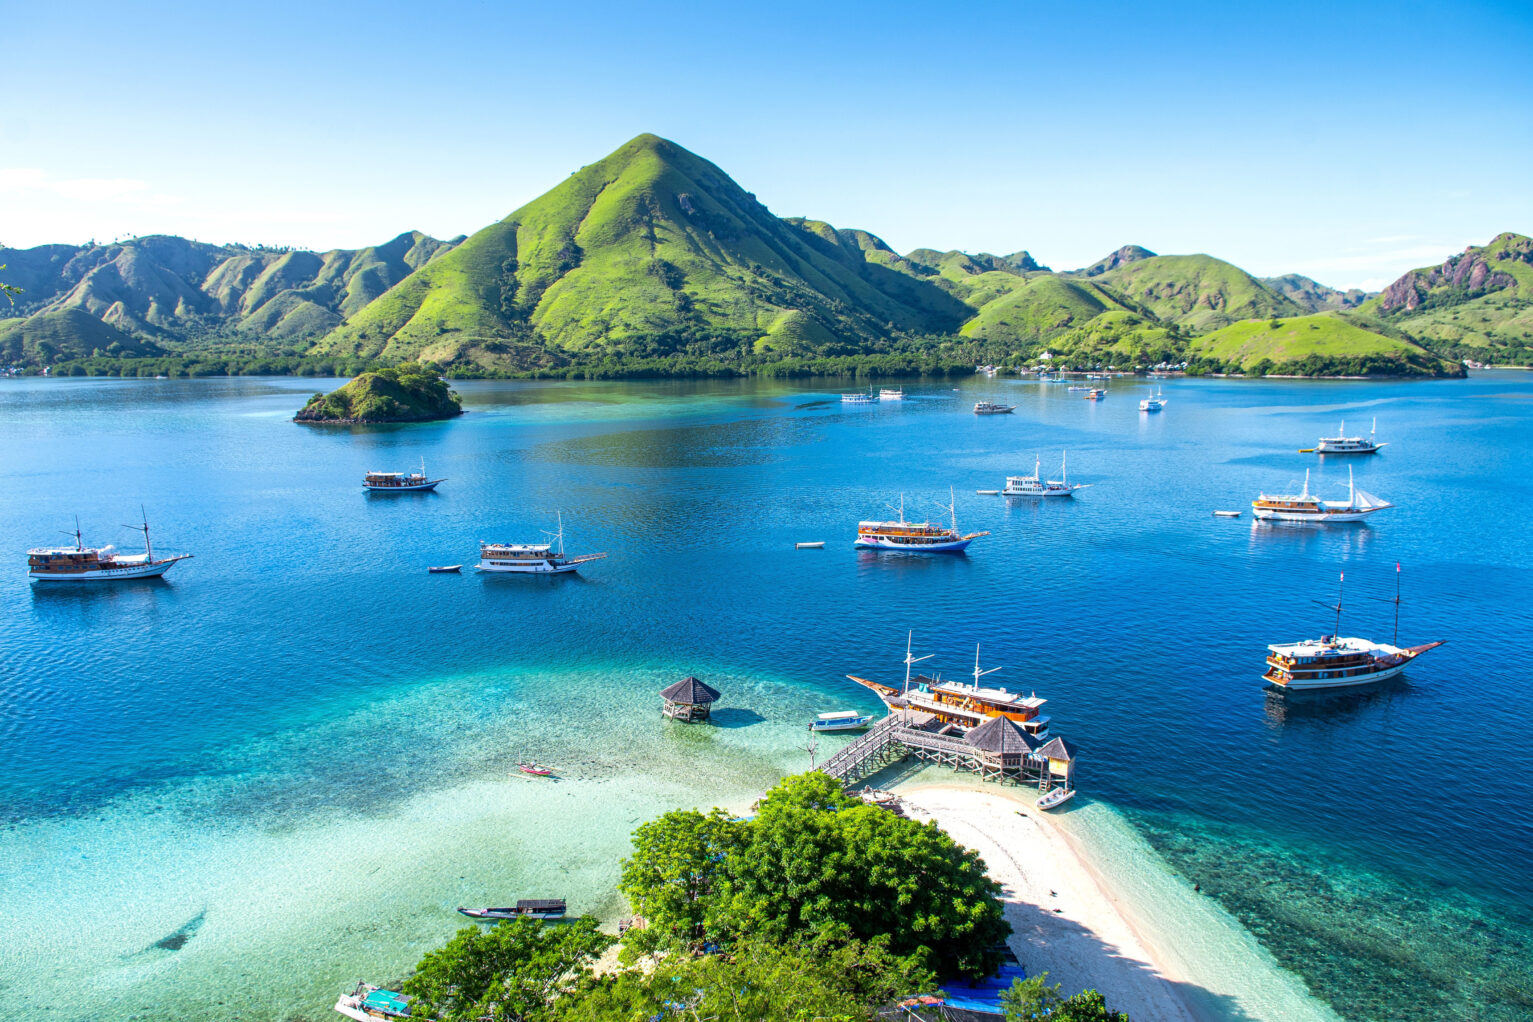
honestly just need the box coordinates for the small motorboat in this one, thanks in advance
[457,899,567,921]
[809,710,875,732]
[795,541,826,549]
[976,489,1000,495]
[517,763,553,776]
[1085,388,1107,400]
[1213,510,1242,518]
[428,564,462,573]
[1037,787,1076,811]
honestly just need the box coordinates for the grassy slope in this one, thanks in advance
[958,276,1130,344]
[0,308,160,363]
[1096,254,1300,330]
[1357,232,1533,356]
[1188,313,1445,371]
[316,135,967,370]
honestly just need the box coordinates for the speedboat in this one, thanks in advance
[809,711,875,732]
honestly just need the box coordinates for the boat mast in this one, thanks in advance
[902,630,934,697]
[1393,562,1401,646]
[65,516,84,551]
[1348,466,1355,508]
[122,505,153,562]
[971,644,1002,691]
[1301,469,1311,501]
[1334,572,1344,637]
[948,486,957,533]
[1062,450,1068,486]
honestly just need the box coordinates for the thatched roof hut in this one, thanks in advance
[1036,736,1078,780]
[661,675,721,722]
[964,715,1040,765]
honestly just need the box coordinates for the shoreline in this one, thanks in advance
[893,782,1340,1022]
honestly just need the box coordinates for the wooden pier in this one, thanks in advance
[819,710,1073,790]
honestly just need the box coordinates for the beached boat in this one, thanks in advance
[335,983,411,1021]
[428,564,461,573]
[809,710,875,732]
[879,387,905,400]
[457,899,567,921]
[973,401,1015,414]
[1310,418,1386,455]
[1139,388,1166,412]
[841,389,878,404]
[477,513,607,574]
[1252,468,1391,523]
[364,458,444,492]
[1264,569,1444,691]
[848,633,1050,738]
[1002,453,1086,498]
[1085,388,1106,401]
[1037,786,1075,810]
[517,763,553,776]
[27,513,193,583]
[855,492,988,553]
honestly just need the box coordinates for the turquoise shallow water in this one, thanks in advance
[1,374,1531,1020]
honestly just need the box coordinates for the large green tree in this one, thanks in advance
[555,932,930,1022]
[617,806,746,959]
[402,916,614,1022]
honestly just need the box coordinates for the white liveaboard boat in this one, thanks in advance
[1252,468,1391,523]
[973,401,1015,415]
[363,458,444,492]
[879,387,905,400]
[808,710,875,732]
[1314,418,1387,454]
[1263,570,1444,691]
[27,513,193,583]
[855,492,988,553]
[1002,453,1087,498]
[477,513,607,574]
[1139,388,1166,412]
[841,389,878,404]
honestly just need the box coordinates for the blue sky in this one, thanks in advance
[3,0,1529,289]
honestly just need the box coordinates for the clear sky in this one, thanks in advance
[4,0,1529,289]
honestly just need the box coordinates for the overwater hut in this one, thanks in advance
[1035,736,1078,788]
[961,714,1041,781]
[660,675,720,723]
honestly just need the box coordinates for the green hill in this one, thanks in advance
[958,276,1138,347]
[0,231,461,354]
[1188,313,1461,376]
[1095,254,1301,330]
[314,134,968,371]
[1360,232,1533,363]
[1074,244,1156,277]
[0,307,162,364]
[294,363,463,422]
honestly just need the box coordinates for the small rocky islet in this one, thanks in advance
[294,363,463,424]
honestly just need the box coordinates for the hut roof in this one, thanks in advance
[1036,736,1077,761]
[659,675,721,704]
[964,714,1040,754]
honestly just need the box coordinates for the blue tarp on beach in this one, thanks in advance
[361,988,411,1016]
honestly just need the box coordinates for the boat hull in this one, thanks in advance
[855,536,973,552]
[477,560,582,574]
[364,481,441,492]
[1002,488,1074,499]
[29,559,185,582]
[1251,507,1384,523]
[1265,660,1410,690]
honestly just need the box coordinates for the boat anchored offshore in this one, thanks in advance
[973,401,1016,414]
[842,389,878,404]
[848,633,1051,739]
[855,491,988,553]
[879,387,905,400]
[1264,568,1444,691]
[457,899,566,921]
[809,710,875,732]
[477,513,607,574]
[1085,388,1106,400]
[1309,418,1387,455]
[364,458,444,492]
[1002,453,1087,498]
[1139,388,1166,412]
[1252,468,1391,523]
[28,513,193,583]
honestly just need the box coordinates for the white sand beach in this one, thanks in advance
[895,783,1342,1022]
[897,785,1196,1022]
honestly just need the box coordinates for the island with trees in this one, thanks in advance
[387,773,1130,1022]
[294,363,462,423]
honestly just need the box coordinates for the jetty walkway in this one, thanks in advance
[819,710,1064,789]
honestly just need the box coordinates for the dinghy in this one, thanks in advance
[1037,787,1075,811]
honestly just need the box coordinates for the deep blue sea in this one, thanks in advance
[1,373,1531,1021]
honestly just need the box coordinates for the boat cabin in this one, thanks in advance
[660,675,721,723]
